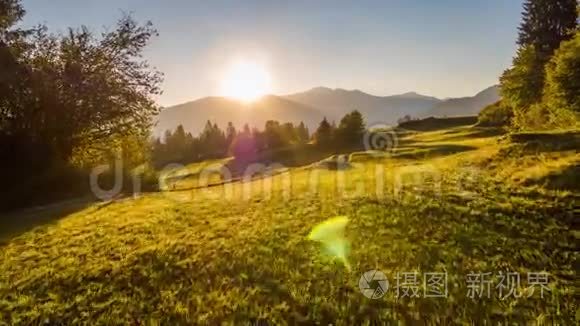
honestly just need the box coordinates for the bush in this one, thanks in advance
[478,101,513,127]
[512,103,579,131]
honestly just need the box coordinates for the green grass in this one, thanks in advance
[0,125,577,324]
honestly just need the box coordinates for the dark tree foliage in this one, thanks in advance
[314,117,333,147]
[0,0,162,209]
[477,101,514,127]
[518,0,578,57]
[152,121,230,168]
[336,110,365,146]
[296,121,310,144]
[263,120,284,150]
[0,0,24,32]
[543,31,580,124]
[225,122,236,148]
[153,111,369,168]
[500,45,547,109]
[500,0,579,129]
[1,13,162,167]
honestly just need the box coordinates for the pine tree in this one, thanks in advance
[280,122,298,145]
[517,0,578,57]
[264,120,284,149]
[225,122,236,148]
[314,117,333,147]
[296,121,310,144]
[501,0,578,121]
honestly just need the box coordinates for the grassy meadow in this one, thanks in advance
[0,123,578,324]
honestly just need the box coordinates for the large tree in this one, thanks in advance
[336,110,365,147]
[543,31,580,127]
[518,0,578,57]
[0,0,24,32]
[296,121,309,144]
[1,13,162,166]
[314,117,333,147]
[500,45,547,109]
[501,0,578,122]
[0,0,29,132]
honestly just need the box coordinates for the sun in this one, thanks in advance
[220,61,272,102]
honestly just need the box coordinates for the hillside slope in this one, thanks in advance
[1,124,577,324]
[424,85,500,117]
[156,86,499,136]
[154,95,324,136]
[285,87,442,124]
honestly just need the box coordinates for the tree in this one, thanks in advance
[225,122,236,149]
[280,122,298,145]
[542,31,580,128]
[501,0,578,128]
[0,0,31,135]
[314,117,333,147]
[500,45,547,110]
[518,0,578,57]
[296,121,309,144]
[199,120,227,159]
[0,0,24,32]
[1,14,162,165]
[231,131,257,162]
[336,110,365,146]
[397,115,413,125]
[545,31,580,113]
[263,120,284,150]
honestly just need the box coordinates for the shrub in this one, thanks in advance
[512,103,579,131]
[478,101,513,127]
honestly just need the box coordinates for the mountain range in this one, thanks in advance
[154,85,499,136]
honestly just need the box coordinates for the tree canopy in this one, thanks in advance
[497,0,579,130]
[1,0,163,208]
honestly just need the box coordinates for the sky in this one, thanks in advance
[21,0,524,106]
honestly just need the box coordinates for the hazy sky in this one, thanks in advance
[21,0,523,106]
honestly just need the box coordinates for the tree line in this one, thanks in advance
[479,0,579,130]
[152,120,309,167]
[152,110,366,168]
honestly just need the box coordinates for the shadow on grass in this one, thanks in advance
[0,197,94,243]
[444,127,507,141]
[525,163,580,192]
[393,144,477,160]
[398,116,478,131]
[509,130,580,152]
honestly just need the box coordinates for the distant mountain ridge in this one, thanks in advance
[284,87,442,125]
[423,86,500,118]
[154,95,323,137]
[155,86,500,136]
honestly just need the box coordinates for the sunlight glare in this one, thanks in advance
[220,61,272,102]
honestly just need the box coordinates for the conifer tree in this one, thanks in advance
[314,117,333,147]
[518,0,578,57]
